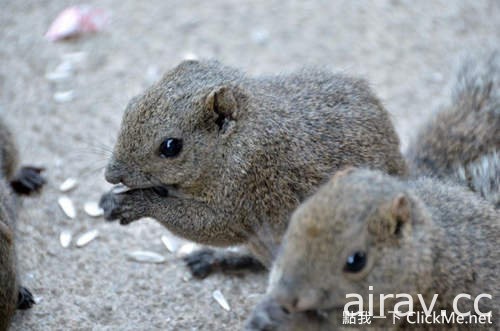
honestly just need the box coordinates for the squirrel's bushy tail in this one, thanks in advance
[453,151,500,208]
[406,49,500,207]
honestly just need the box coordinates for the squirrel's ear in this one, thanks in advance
[369,193,411,240]
[205,86,245,132]
[390,194,411,228]
[330,166,356,183]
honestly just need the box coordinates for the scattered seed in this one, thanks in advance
[182,274,191,282]
[53,90,75,103]
[183,52,198,61]
[84,201,104,217]
[45,61,74,81]
[145,65,160,84]
[45,70,71,81]
[61,52,87,64]
[176,242,199,258]
[58,196,76,219]
[59,178,78,192]
[111,184,131,194]
[76,229,99,247]
[160,234,185,253]
[250,28,270,45]
[212,290,231,311]
[127,250,166,264]
[59,230,72,248]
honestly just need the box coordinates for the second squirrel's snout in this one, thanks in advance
[272,277,325,313]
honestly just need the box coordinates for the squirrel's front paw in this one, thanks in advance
[17,286,35,310]
[99,188,138,225]
[10,166,46,195]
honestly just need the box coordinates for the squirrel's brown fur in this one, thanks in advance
[100,60,407,266]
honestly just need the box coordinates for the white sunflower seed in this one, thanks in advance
[59,230,72,248]
[58,196,76,219]
[111,184,131,194]
[76,230,99,247]
[83,201,104,217]
[61,52,87,64]
[176,242,199,258]
[250,28,270,45]
[59,178,78,192]
[45,61,74,81]
[53,90,75,103]
[183,52,198,61]
[45,70,71,81]
[212,290,231,311]
[160,234,185,253]
[127,250,166,264]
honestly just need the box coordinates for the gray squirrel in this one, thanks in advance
[0,118,46,331]
[246,167,499,330]
[99,60,407,277]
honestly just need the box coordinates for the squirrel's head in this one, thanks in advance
[267,168,432,315]
[105,60,248,191]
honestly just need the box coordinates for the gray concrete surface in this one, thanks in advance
[1,0,499,330]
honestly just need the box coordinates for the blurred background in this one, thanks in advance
[1,0,499,330]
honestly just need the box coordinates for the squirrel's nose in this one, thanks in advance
[105,158,124,184]
[275,289,322,313]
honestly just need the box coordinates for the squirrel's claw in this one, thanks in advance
[10,166,46,195]
[183,249,217,279]
[99,189,137,225]
[99,190,125,222]
[17,286,35,310]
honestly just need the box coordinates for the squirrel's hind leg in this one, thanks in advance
[184,248,265,279]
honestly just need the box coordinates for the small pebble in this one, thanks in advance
[58,196,76,219]
[76,230,99,247]
[84,201,104,217]
[59,178,78,192]
[212,290,231,311]
[59,230,72,248]
[127,250,166,264]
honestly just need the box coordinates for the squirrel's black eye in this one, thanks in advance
[159,138,183,158]
[344,251,367,273]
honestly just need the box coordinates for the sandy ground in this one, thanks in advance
[1,0,499,330]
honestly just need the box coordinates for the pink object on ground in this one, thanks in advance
[45,5,110,41]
